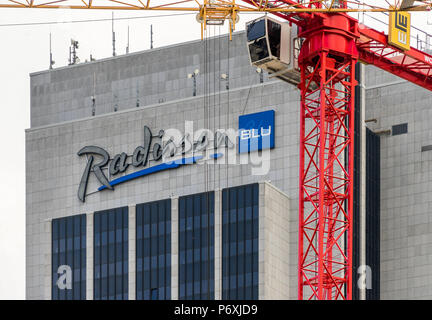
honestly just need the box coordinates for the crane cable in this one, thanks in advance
[226,30,230,193]
[203,23,212,300]
[217,25,221,195]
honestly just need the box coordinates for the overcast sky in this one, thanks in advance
[0,5,430,300]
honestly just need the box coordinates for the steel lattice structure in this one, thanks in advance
[2,0,432,300]
[297,12,358,299]
[0,0,431,11]
[299,54,356,300]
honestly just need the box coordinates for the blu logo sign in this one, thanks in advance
[238,110,275,153]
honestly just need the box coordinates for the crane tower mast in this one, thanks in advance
[247,0,359,300]
[2,0,432,300]
[293,2,357,300]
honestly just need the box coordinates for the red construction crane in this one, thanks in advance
[2,0,432,300]
[240,0,432,300]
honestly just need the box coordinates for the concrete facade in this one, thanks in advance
[258,182,291,300]
[29,33,271,128]
[364,66,432,299]
[26,30,432,300]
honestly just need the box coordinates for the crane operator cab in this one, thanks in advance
[246,16,301,86]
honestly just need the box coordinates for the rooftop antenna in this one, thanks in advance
[126,25,130,54]
[150,24,153,49]
[112,12,116,57]
[49,33,55,70]
[68,39,79,65]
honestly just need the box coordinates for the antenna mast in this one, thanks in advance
[112,12,116,57]
[68,39,79,65]
[49,33,55,69]
[126,25,130,54]
[150,24,153,49]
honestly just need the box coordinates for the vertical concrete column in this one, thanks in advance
[129,204,136,300]
[214,189,222,300]
[86,212,94,300]
[258,182,266,300]
[44,219,52,300]
[171,196,179,300]
[258,181,291,299]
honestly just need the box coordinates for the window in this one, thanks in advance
[179,192,215,300]
[421,145,432,152]
[150,288,158,300]
[247,19,266,42]
[222,184,259,300]
[267,20,281,58]
[365,128,381,300]
[136,199,171,300]
[52,214,86,300]
[94,207,128,300]
[392,123,408,136]
[248,39,270,64]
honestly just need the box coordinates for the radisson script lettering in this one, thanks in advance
[77,125,234,202]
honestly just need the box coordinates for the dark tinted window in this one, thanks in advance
[248,39,270,63]
[136,199,171,300]
[392,123,408,136]
[267,20,281,58]
[52,214,86,300]
[365,128,380,300]
[179,192,215,300]
[222,184,259,300]
[94,207,128,300]
[247,19,266,41]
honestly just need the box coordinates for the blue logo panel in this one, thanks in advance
[238,110,275,153]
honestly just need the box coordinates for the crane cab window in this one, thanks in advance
[248,38,269,63]
[247,19,266,42]
[267,19,281,59]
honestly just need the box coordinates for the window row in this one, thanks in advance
[52,184,259,300]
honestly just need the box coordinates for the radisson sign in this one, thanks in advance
[77,125,235,202]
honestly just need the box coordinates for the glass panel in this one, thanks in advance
[248,39,269,64]
[247,19,266,42]
[52,214,86,300]
[136,199,171,300]
[222,184,259,300]
[94,207,128,300]
[151,288,158,300]
[178,192,214,300]
[267,19,281,58]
